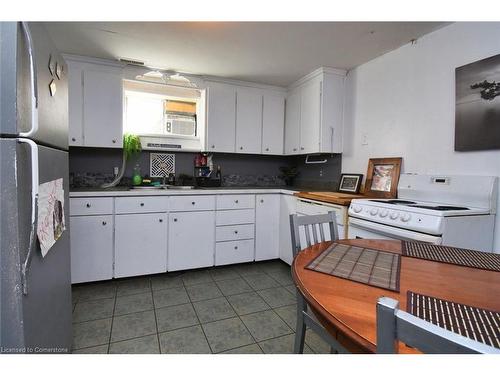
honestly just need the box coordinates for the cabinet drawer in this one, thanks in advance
[215,239,254,266]
[216,209,255,226]
[70,197,113,216]
[216,224,254,242]
[169,195,216,211]
[217,194,255,210]
[115,196,168,214]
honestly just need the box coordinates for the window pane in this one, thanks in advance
[124,93,164,135]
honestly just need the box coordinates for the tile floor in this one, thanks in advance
[71,260,331,354]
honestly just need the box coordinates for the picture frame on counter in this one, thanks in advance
[338,173,363,194]
[364,157,402,198]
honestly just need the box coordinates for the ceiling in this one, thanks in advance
[44,22,448,87]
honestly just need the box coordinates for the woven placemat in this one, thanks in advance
[402,241,500,272]
[305,242,401,292]
[407,291,500,349]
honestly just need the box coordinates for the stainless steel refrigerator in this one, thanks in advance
[1,22,72,352]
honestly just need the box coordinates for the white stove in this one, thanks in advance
[348,174,498,251]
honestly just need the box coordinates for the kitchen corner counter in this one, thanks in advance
[294,191,367,206]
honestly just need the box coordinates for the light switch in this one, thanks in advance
[362,134,368,145]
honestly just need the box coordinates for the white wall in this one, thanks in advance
[342,22,500,251]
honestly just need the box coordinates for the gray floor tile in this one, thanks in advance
[305,329,332,354]
[221,344,263,354]
[267,269,294,286]
[109,334,159,354]
[181,269,213,286]
[240,310,292,342]
[259,334,314,354]
[156,303,199,332]
[185,282,222,302]
[227,291,270,315]
[116,277,151,296]
[114,292,153,316]
[233,263,266,277]
[243,273,280,290]
[260,261,291,275]
[273,304,297,330]
[111,310,157,342]
[209,267,241,282]
[72,344,109,354]
[257,287,296,308]
[72,297,115,323]
[151,273,184,291]
[215,278,253,296]
[159,325,211,354]
[193,297,236,323]
[202,317,254,353]
[285,284,297,294]
[72,318,112,350]
[74,282,117,301]
[153,287,190,308]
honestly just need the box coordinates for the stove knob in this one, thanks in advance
[379,209,388,218]
[351,205,362,213]
[401,213,412,222]
[370,208,379,216]
[389,211,399,220]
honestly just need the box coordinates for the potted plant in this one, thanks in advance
[101,133,142,188]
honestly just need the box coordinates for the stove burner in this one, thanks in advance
[369,199,417,205]
[412,205,470,211]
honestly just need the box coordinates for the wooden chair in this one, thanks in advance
[376,297,500,354]
[290,212,348,354]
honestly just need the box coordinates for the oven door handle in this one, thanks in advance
[348,217,442,244]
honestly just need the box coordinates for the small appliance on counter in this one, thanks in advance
[194,153,221,187]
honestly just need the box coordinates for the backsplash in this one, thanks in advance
[69,147,342,190]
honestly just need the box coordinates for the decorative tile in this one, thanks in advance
[156,303,199,332]
[74,282,116,301]
[257,287,296,308]
[193,297,236,323]
[215,278,253,296]
[209,267,241,282]
[259,334,314,354]
[116,277,151,297]
[240,310,292,342]
[72,344,109,354]
[111,310,156,342]
[273,304,298,330]
[243,273,280,291]
[72,318,112,350]
[114,292,153,316]
[109,334,159,354]
[185,282,222,302]
[221,344,263,354]
[72,297,115,323]
[151,273,184,291]
[159,325,211,354]
[202,317,254,353]
[227,291,270,315]
[181,270,213,286]
[153,287,190,309]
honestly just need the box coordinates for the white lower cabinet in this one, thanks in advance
[255,194,281,261]
[70,215,114,283]
[168,211,216,271]
[114,213,168,278]
[216,239,254,266]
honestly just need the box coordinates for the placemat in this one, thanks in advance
[402,241,500,272]
[407,291,500,349]
[305,242,401,292]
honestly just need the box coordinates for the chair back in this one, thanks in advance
[376,297,499,354]
[289,212,339,257]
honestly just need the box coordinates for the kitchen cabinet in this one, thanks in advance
[70,215,114,283]
[114,213,168,278]
[299,79,321,154]
[284,90,301,154]
[168,211,216,271]
[262,94,285,154]
[279,194,297,265]
[236,87,262,154]
[205,82,236,152]
[255,194,281,261]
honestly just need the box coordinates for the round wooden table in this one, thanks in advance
[291,239,500,353]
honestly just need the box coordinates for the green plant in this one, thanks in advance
[123,133,142,160]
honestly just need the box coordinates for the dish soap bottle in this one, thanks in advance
[132,163,142,186]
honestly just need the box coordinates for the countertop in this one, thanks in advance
[293,191,367,206]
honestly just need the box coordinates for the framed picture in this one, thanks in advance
[364,157,402,198]
[338,173,363,194]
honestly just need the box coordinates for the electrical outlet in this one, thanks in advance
[113,167,119,176]
[362,134,369,145]
[319,169,323,177]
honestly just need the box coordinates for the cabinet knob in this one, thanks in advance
[191,201,195,205]
[234,246,238,250]
[265,148,269,151]
[140,203,144,207]
[112,139,116,143]
[239,146,243,150]
[234,230,238,234]
[173,218,178,222]
[211,145,215,149]
[234,200,239,203]
[260,199,264,203]
[86,203,91,208]
[102,221,106,226]
[71,137,76,142]
[159,219,163,223]
[293,148,297,151]
[300,147,304,150]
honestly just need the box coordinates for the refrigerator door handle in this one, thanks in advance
[17,138,39,295]
[19,22,39,138]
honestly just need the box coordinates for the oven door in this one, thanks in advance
[348,217,442,244]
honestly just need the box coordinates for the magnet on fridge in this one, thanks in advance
[55,62,63,80]
[48,55,55,76]
[49,79,57,97]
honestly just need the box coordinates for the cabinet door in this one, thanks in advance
[255,194,281,261]
[83,68,123,148]
[235,87,262,154]
[206,82,236,152]
[299,79,321,154]
[262,94,285,155]
[284,89,301,154]
[279,195,296,265]
[67,63,84,146]
[70,215,113,283]
[168,211,215,271]
[114,213,168,278]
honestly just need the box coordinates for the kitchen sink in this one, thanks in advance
[131,185,196,190]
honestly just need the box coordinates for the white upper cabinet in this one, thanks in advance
[205,81,236,152]
[235,87,263,154]
[299,78,322,154]
[262,94,285,154]
[284,89,301,154]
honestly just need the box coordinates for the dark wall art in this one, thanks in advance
[455,53,500,151]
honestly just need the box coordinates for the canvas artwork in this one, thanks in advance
[455,53,500,151]
[371,165,394,192]
[37,178,65,257]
